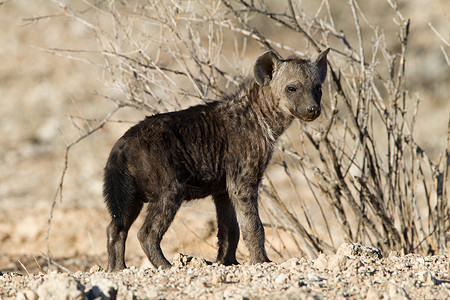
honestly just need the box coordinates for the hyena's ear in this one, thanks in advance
[254,51,281,86]
[313,48,330,84]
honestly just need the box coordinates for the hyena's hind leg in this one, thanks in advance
[104,145,143,272]
[213,191,240,265]
[106,199,143,272]
[137,193,182,269]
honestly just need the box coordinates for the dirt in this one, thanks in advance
[0,1,449,299]
[1,244,449,299]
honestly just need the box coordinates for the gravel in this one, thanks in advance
[2,243,449,299]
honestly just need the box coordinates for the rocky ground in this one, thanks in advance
[1,244,449,300]
[1,2,449,300]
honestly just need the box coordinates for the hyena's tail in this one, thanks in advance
[103,141,136,226]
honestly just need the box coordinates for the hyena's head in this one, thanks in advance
[254,48,329,121]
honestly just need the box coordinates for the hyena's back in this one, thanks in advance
[104,102,229,221]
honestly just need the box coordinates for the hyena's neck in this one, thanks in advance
[245,81,294,141]
[218,81,293,144]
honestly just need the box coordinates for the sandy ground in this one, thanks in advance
[0,1,449,299]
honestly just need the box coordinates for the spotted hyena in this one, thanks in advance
[104,49,330,271]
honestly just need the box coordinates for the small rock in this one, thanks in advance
[212,274,226,285]
[89,264,103,273]
[16,290,38,300]
[337,243,382,259]
[191,257,210,268]
[226,273,238,283]
[327,254,349,272]
[415,257,425,265]
[195,278,209,288]
[275,273,288,284]
[241,271,252,283]
[144,287,159,298]
[37,274,85,300]
[223,286,249,300]
[87,278,118,299]
[117,283,137,300]
[417,271,441,285]
[387,283,409,300]
[417,271,430,283]
[278,287,317,300]
[307,273,325,282]
[73,271,83,277]
[313,254,328,270]
[280,258,302,269]
[172,253,191,267]
[172,253,210,268]
[366,287,380,300]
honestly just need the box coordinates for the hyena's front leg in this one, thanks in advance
[229,185,270,264]
[213,191,240,265]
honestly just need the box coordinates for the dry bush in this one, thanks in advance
[45,0,448,260]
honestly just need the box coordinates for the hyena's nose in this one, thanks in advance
[307,105,321,119]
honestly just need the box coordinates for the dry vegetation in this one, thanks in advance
[0,0,448,292]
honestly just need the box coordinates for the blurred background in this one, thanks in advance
[0,0,448,274]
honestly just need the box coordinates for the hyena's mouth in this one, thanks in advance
[300,114,320,122]
[292,108,321,122]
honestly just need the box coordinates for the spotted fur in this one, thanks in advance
[104,49,330,271]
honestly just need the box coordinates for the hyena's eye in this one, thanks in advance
[286,86,297,92]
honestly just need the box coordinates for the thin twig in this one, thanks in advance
[18,260,31,276]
